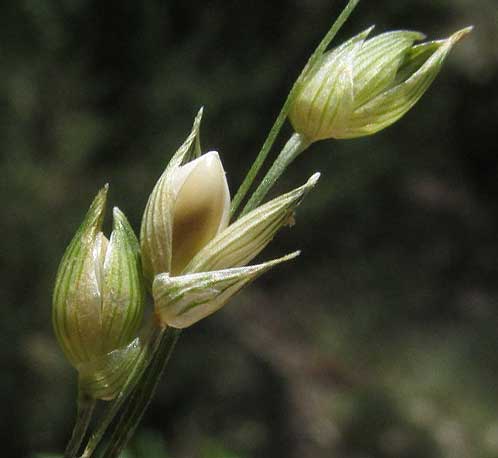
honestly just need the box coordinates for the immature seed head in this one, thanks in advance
[289,26,472,141]
[52,187,145,399]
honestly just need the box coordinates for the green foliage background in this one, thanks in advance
[1,1,497,457]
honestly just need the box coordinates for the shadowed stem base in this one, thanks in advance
[64,392,96,458]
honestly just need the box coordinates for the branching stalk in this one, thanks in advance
[230,0,359,219]
[240,133,311,216]
[66,3,361,457]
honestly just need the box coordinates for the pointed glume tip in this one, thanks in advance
[451,26,474,43]
[308,172,321,186]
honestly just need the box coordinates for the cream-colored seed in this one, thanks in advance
[171,151,230,275]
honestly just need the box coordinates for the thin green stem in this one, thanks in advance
[99,327,181,458]
[229,0,360,219]
[80,325,162,458]
[64,391,96,458]
[240,133,311,216]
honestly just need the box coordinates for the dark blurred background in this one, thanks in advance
[1,0,497,457]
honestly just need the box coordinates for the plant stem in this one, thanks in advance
[239,133,311,216]
[63,391,96,458]
[229,0,360,219]
[99,327,181,458]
